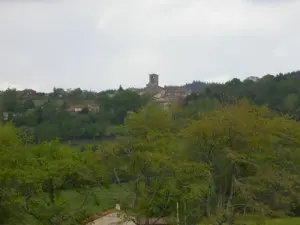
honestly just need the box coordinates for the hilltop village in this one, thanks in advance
[129,74,192,109]
[0,74,195,143]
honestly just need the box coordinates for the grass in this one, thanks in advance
[200,217,300,225]
[23,183,132,224]
[32,99,65,107]
[33,99,48,107]
[32,99,96,107]
[265,218,300,225]
[61,184,132,213]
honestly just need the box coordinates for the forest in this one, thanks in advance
[185,71,300,119]
[0,87,151,145]
[2,71,300,225]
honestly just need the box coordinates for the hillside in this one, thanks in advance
[186,70,300,118]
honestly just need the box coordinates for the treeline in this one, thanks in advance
[3,100,300,225]
[185,70,300,119]
[0,88,150,143]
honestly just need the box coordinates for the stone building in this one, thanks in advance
[143,74,191,109]
[84,204,170,225]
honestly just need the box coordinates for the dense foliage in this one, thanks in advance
[3,99,300,225]
[186,71,300,119]
[3,71,300,225]
[0,88,150,143]
[0,124,107,225]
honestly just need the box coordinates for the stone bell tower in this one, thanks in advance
[146,73,159,94]
[149,73,159,87]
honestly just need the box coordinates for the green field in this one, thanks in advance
[59,184,132,213]
[267,218,300,225]
[23,184,132,224]
[200,217,300,225]
[32,99,96,107]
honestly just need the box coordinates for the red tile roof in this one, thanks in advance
[83,208,169,225]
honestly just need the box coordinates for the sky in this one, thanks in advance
[0,0,299,92]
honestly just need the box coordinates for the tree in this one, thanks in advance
[105,103,209,224]
[0,124,27,224]
[35,122,60,142]
[1,88,18,112]
[53,87,66,98]
[21,141,108,225]
[196,70,300,119]
[23,99,35,111]
[0,123,108,225]
[118,85,124,92]
[181,99,300,224]
[68,88,83,99]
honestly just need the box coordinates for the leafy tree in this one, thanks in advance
[24,99,35,110]
[52,87,66,98]
[181,100,300,224]
[194,70,300,119]
[35,122,60,142]
[105,103,209,223]
[22,141,107,225]
[0,123,108,225]
[118,85,124,92]
[1,88,18,112]
[68,88,83,100]
[0,124,27,224]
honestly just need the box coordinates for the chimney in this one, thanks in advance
[115,204,121,211]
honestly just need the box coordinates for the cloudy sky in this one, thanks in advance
[0,0,299,92]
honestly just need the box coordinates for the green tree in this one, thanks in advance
[0,123,108,225]
[23,99,35,111]
[1,88,18,112]
[181,100,300,224]
[105,103,209,223]
[0,124,26,224]
[35,122,60,142]
[22,141,107,225]
[283,93,299,113]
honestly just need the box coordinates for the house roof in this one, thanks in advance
[83,209,118,224]
[83,207,169,225]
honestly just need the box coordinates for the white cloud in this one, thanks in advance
[0,0,300,91]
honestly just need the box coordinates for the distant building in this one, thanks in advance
[136,74,191,109]
[65,104,99,113]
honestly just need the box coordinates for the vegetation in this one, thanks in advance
[2,71,300,224]
[0,88,150,144]
[2,96,300,224]
[186,71,300,119]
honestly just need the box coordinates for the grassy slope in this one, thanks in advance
[60,184,132,213]
[24,184,132,224]
[200,217,300,225]
[267,218,300,225]
[32,99,96,107]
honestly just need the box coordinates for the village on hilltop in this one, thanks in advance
[129,74,192,109]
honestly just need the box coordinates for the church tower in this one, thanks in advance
[148,73,159,87]
[146,74,159,93]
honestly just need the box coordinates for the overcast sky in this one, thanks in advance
[0,0,299,92]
